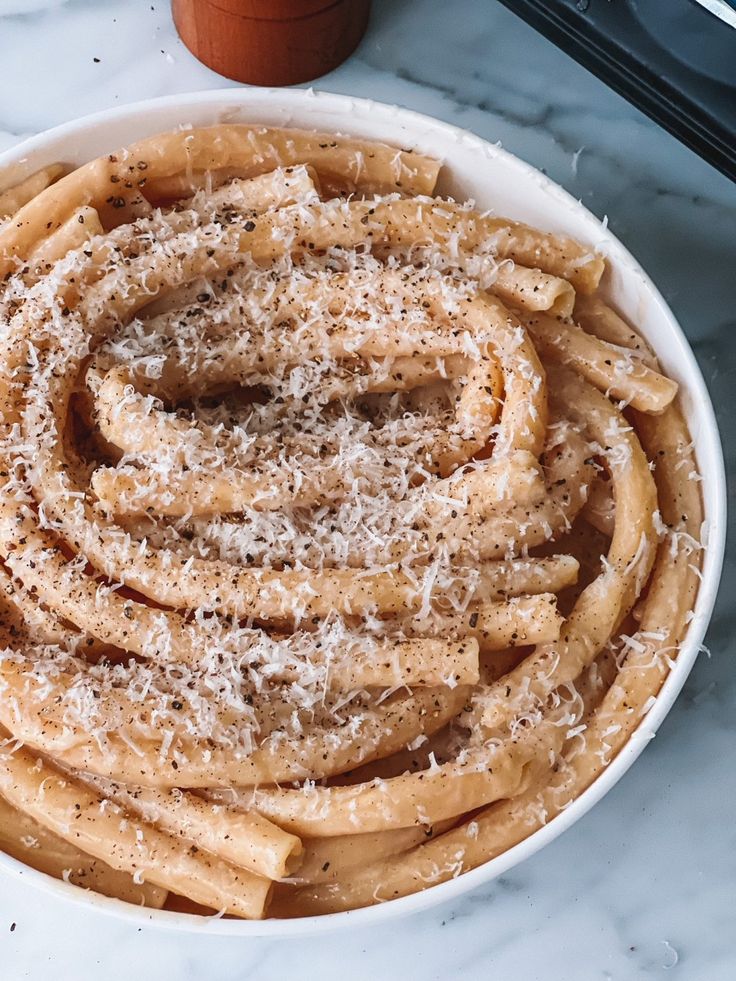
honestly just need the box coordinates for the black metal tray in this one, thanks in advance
[496,0,736,182]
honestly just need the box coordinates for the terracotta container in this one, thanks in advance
[171,0,372,86]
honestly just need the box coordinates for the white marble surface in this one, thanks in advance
[0,1,734,978]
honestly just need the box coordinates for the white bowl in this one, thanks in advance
[0,88,726,936]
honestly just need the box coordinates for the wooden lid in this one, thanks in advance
[213,0,342,16]
[171,0,372,87]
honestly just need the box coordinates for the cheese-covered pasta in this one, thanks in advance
[0,126,703,918]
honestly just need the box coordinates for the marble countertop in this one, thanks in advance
[0,1,734,978]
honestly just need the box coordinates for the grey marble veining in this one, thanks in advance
[0,1,734,979]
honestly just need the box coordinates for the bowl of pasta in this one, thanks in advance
[0,88,725,934]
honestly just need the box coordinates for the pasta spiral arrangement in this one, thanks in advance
[0,126,703,918]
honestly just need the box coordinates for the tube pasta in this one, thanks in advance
[282,819,458,887]
[584,473,616,537]
[0,126,441,273]
[0,792,167,907]
[71,776,303,880]
[492,263,575,318]
[480,369,658,729]
[221,730,542,836]
[0,164,65,220]
[0,744,271,918]
[0,659,471,787]
[0,124,702,919]
[27,206,104,278]
[400,594,563,652]
[143,162,322,213]
[521,311,678,413]
[573,295,659,369]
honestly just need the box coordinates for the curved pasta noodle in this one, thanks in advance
[521,311,678,413]
[0,164,65,220]
[69,774,303,880]
[0,791,167,908]
[0,743,271,918]
[0,660,470,787]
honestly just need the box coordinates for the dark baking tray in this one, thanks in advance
[495,0,736,182]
